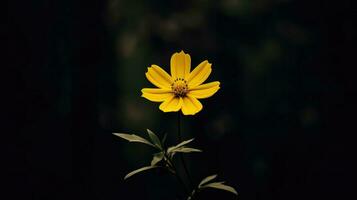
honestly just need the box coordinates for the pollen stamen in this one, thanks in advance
[172,79,188,97]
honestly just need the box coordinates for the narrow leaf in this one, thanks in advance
[151,152,164,166]
[174,147,202,153]
[147,129,162,149]
[199,174,218,187]
[113,133,155,148]
[124,166,158,180]
[169,147,202,158]
[167,138,195,153]
[201,182,238,195]
[174,138,195,148]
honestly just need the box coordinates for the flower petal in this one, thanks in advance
[146,65,173,89]
[159,96,183,112]
[170,51,191,80]
[181,95,203,115]
[191,81,220,90]
[189,81,220,99]
[187,60,212,88]
[141,88,173,102]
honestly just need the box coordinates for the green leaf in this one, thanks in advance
[199,174,218,187]
[167,138,195,153]
[113,133,155,148]
[151,152,164,166]
[124,166,159,180]
[146,129,162,149]
[174,147,202,153]
[201,182,238,195]
[174,138,195,148]
[169,147,202,158]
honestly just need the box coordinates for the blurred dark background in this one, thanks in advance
[5,0,355,199]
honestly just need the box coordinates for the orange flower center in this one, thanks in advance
[171,78,188,97]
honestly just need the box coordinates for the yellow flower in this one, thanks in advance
[141,50,220,115]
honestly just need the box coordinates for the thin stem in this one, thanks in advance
[187,188,197,200]
[187,186,200,200]
[177,113,193,188]
[164,154,189,195]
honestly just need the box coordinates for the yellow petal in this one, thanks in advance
[181,95,203,115]
[141,88,173,102]
[159,96,183,112]
[191,81,220,90]
[187,60,212,88]
[170,51,191,80]
[146,65,173,89]
[189,82,220,99]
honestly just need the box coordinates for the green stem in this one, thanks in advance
[177,113,193,189]
[164,154,189,195]
[187,188,198,200]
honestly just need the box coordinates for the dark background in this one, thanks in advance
[5,0,355,199]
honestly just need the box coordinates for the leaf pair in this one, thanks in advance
[113,130,202,180]
[113,130,164,180]
[113,130,238,197]
[198,174,238,196]
[167,138,202,159]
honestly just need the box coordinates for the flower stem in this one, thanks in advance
[187,188,199,200]
[177,113,193,189]
[164,154,189,195]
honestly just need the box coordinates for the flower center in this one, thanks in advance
[171,78,188,97]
